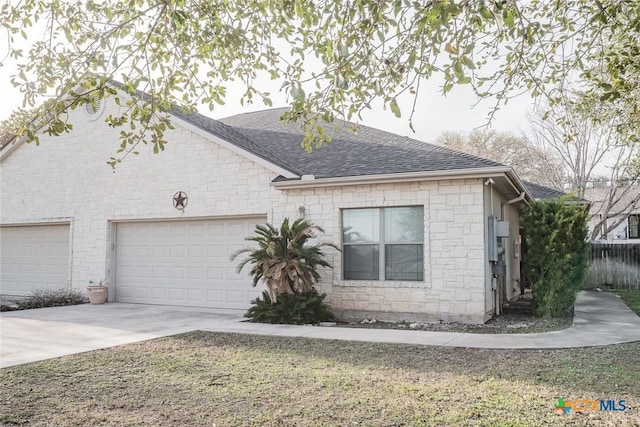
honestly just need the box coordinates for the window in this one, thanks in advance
[342,206,424,281]
[630,214,640,239]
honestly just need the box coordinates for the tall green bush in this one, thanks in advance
[522,198,589,317]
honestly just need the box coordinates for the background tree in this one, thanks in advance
[434,129,564,189]
[1,0,639,163]
[526,92,640,240]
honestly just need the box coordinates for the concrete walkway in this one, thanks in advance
[2,291,640,368]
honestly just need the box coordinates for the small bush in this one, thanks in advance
[0,286,85,311]
[245,289,335,324]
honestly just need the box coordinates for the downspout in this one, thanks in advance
[502,192,526,212]
[498,191,526,314]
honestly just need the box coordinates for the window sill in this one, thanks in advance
[336,280,427,288]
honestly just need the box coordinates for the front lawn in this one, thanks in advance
[609,289,640,316]
[1,333,638,426]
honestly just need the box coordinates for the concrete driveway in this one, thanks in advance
[0,303,244,368]
[2,291,640,368]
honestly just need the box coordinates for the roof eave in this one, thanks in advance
[271,166,527,190]
[504,169,535,204]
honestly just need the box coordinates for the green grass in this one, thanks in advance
[1,332,639,426]
[608,289,640,315]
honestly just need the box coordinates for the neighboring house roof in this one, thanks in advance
[219,108,505,180]
[584,186,640,215]
[522,181,567,200]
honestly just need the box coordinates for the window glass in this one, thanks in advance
[630,215,639,238]
[342,206,424,281]
[385,244,424,281]
[385,207,424,242]
[343,209,380,243]
[343,245,380,280]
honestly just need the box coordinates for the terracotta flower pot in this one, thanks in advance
[87,285,108,304]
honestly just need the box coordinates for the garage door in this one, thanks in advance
[0,224,71,296]
[114,217,266,309]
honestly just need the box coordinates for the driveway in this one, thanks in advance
[0,303,244,368]
[2,291,640,368]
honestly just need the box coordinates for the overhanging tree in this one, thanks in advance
[2,0,639,164]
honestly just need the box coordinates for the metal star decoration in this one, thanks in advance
[173,191,188,210]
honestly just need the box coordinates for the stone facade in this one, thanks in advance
[278,179,489,323]
[1,99,500,323]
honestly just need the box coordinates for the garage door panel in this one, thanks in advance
[187,266,204,279]
[0,224,70,296]
[207,223,225,235]
[208,245,224,258]
[135,266,150,278]
[115,217,265,309]
[187,289,204,301]
[187,245,205,257]
[151,287,166,299]
[169,288,185,300]
[170,245,185,257]
[207,267,223,280]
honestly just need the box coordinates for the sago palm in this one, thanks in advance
[231,218,337,303]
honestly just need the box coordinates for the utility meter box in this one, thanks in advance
[492,262,506,277]
[496,221,510,237]
[488,217,510,261]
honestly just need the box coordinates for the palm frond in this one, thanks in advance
[230,218,337,303]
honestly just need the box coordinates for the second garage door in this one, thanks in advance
[114,217,266,310]
[0,224,70,296]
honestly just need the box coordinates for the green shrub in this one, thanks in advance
[245,289,335,324]
[522,197,589,317]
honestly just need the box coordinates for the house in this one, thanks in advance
[0,90,537,324]
[584,185,640,241]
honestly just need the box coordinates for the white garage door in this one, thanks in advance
[0,224,71,296]
[114,217,266,309]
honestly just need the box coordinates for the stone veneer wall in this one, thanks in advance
[276,179,489,324]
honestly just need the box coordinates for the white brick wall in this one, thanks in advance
[1,98,489,323]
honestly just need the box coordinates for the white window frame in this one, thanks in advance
[342,206,424,281]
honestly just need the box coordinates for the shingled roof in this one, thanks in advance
[217,108,505,180]
[521,181,566,200]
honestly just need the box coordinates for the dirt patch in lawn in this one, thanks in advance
[1,332,638,426]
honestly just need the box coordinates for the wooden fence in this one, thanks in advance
[585,243,640,290]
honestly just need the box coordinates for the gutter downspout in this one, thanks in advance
[497,191,526,314]
[503,192,526,210]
